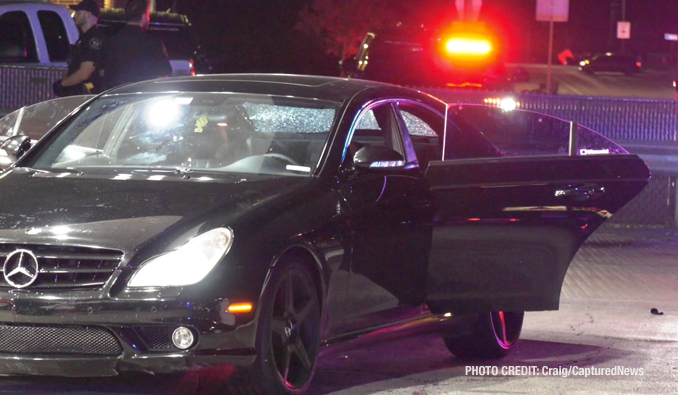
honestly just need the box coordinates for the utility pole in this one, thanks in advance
[464,0,473,21]
[547,14,554,94]
[536,0,570,94]
[455,0,482,21]
[620,0,626,54]
[609,0,619,50]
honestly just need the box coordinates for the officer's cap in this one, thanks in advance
[70,0,100,18]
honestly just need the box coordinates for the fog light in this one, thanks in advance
[172,327,194,349]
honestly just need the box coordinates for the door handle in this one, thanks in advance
[555,184,605,200]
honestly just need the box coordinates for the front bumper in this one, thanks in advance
[0,295,259,376]
[0,352,255,377]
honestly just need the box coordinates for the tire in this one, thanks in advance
[227,258,321,394]
[444,311,524,359]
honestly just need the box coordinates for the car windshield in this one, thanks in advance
[26,93,337,177]
[0,95,94,141]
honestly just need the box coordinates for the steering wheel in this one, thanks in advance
[263,152,299,166]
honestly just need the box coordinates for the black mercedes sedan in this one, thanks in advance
[0,74,648,394]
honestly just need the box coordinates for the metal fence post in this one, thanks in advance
[569,121,578,156]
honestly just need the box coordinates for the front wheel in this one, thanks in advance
[444,311,524,359]
[229,258,321,394]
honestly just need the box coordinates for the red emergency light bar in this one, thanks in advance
[445,38,492,55]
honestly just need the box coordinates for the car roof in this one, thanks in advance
[371,26,432,42]
[103,73,412,103]
[0,0,53,3]
[98,8,190,25]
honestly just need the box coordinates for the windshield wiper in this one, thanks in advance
[21,167,85,176]
[173,167,192,176]
[128,167,194,179]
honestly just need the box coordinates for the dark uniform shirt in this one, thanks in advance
[102,25,172,91]
[67,25,104,94]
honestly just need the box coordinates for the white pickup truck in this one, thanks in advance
[0,0,78,116]
[0,0,200,117]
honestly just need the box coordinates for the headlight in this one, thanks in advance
[128,228,234,287]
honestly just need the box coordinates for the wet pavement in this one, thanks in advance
[0,227,676,394]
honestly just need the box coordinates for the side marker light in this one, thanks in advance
[228,303,253,313]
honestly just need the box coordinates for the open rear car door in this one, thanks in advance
[425,104,649,315]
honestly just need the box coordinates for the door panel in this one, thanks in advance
[424,154,649,314]
[340,170,432,331]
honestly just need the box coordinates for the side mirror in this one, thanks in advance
[0,135,31,163]
[353,145,405,170]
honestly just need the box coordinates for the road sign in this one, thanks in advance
[536,0,569,22]
[617,21,631,39]
[665,33,678,41]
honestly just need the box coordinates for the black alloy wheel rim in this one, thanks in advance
[489,311,521,349]
[270,270,320,389]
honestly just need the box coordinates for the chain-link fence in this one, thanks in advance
[421,88,678,142]
[606,173,677,228]
[0,66,65,117]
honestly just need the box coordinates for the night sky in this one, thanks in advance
[156,0,678,75]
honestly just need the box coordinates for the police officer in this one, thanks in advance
[101,0,172,90]
[52,0,104,97]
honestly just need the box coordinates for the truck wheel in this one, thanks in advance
[229,258,321,394]
[444,311,524,359]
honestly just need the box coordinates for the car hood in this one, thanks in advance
[0,168,310,254]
